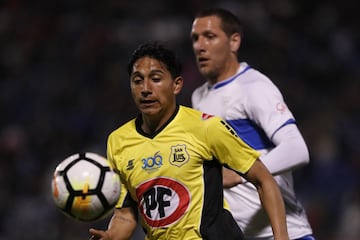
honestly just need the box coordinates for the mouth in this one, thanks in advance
[140,99,156,106]
[197,57,209,66]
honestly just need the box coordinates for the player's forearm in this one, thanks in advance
[107,208,137,240]
[257,176,289,240]
[245,160,289,240]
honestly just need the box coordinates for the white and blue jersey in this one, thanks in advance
[192,62,313,239]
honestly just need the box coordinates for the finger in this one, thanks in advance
[89,235,100,240]
[89,228,102,240]
[89,228,100,234]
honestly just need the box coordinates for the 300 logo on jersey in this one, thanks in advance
[142,151,163,171]
[136,177,190,228]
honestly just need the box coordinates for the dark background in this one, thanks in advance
[0,0,359,239]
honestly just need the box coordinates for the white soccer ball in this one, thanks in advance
[51,152,121,222]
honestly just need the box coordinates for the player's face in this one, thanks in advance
[191,16,239,83]
[130,56,182,121]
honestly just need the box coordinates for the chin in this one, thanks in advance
[198,69,208,76]
[141,107,160,116]
[199,67,211,77]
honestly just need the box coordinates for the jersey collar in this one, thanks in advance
[135,105,180,139]
[209,63,251,90]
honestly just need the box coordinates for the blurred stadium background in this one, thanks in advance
[0,0,359,239]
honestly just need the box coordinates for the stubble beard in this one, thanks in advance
[199,66,219,84]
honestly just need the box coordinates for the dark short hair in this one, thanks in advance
[127,42,182,79]
[195,8,243,38]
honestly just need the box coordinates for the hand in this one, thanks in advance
[89,228,111,240]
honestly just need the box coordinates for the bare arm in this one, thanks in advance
[222,167,243,188]
[245,159,289,240]
[89,208,137,240]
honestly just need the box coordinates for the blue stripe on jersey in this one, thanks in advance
[227,119,275,150]
[213,65,251,90]
[270,118,296,140]
[295,234,316,240]
[227,118,296,150]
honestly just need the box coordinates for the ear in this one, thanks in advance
[230,33,241,53]
[173,76,183,95]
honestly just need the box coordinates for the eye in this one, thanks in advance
[191,34,199,42]
[206,33,216,40]
[131,77,143,85]
[152,76,161,82]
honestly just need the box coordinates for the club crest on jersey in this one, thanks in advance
[169,144,189,167]
[276,102,288,114]
[201,113,214,120]
[142,151,163,172]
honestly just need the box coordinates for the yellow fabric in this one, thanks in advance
[107,105,259,240]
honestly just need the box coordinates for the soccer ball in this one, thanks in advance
[51,152,121,222]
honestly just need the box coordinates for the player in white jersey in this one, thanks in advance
[190,8,315,240]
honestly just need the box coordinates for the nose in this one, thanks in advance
[141,79,152,96]
[193,36,205,53]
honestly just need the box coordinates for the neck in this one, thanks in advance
[208,62,240,85]
[141,117,161,134]
[141,104,177,134]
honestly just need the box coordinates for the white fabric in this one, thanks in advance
[260,124,309,175]
[192,62,313,239]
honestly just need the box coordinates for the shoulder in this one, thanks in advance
[108,118,136,140]
[235,64,283,98]
[178,105,223,127]
[238,65,274,87]
[178,105,203,119]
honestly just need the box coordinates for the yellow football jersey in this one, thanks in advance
[107,105,260,240]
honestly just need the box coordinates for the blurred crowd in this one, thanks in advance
[0,0,359,239]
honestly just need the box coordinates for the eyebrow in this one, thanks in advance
[131,69,166,77]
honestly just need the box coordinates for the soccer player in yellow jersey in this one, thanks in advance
[89,42,289,240]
